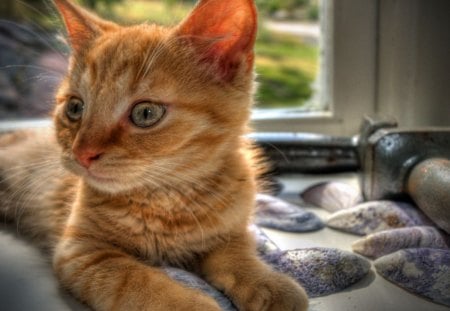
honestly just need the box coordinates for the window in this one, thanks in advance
[10,1,447,137]
[253,0,378,136]
[0,0,325,126]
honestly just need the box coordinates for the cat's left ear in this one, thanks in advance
[54,0,118,54]
[177,0,257,82]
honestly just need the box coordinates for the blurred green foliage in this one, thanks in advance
[255,27,317,108]
[307,3,319,20]
[256,0,308,13]
[79,0,124,9]
[3,0,319,109]
[0,0,49,21]
[256,0,319,21]
[163,0,197,7]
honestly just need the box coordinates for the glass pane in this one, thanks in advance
[255,0,320,109]
[0,0,321,120]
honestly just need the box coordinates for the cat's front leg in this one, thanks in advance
[201,232,308,311]
[53,238,221,311]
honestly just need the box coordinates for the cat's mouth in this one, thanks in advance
[66,157,117,184]
[63,155,143,193]
[79,164,140,193]
[83,169,129,193]
[86,171,115,183]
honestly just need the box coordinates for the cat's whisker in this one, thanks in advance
[135,40,160,82]
[181,195,218,240]
[140,35,181,80]
[139,38,167,80]
[0,165,58,191]
[163,170,231,208]
[136,169,215,245]
[0,133,55,150]
[14,0,54,20]
[0,15,67,61]
[15,168,65,233]
[148,165,230,206]
[1,159,61,197]
[0,64,64,76]
[140,168,229,222]
[140,164,231,215]
[0,156,60,179]
[13,170,63,224]
[0,163,62,214]
[5,170,52,224]
[22,73,62,83]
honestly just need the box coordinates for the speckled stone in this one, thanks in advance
[248,224,280,256]
[255,193,324,232]
[264,247,371,297]
[164,267,237,311]
[327,200,432,236]
[375,248,450,307]
[352,226,450,259]
[300,181,363,212]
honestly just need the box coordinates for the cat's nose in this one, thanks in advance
[73,148,103,169]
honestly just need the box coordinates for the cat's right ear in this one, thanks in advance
[176,0,257,82]
[54,0,117,54]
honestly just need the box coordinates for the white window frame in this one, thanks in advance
[252,0,379,137]
[1,0,379,137]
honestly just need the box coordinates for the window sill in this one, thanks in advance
[0,119,52,132]
[251,109,346,134]
[251,108,333,121]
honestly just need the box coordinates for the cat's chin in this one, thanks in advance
[62,158,139,194]
[84,175,138,194]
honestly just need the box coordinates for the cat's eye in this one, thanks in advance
[130,102,166,128]
[65,97,84,121]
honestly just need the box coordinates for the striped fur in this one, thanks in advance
[0,0,308,310]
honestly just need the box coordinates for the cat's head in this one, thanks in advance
[52,0,257,194]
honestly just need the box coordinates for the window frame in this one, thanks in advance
[0,119,51,131]
[1,0,379,137]
[252,0,379,136]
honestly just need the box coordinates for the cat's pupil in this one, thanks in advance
[71,103,80,114]
[143,108,151,119]
[66,98,84,121]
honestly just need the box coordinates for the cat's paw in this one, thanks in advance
[132,289,222,311]
[114,280,222,311]
[180,292,223,311]
[233,271,308,311]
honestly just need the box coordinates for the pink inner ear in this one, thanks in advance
[54,0,98,53]
[178,0,257,81]
[64,16,95,51]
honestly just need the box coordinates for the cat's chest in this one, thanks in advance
[88,189,231,265]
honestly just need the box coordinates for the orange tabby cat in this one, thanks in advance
[0,0,308,310]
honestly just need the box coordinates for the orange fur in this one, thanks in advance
[0,0,308,310]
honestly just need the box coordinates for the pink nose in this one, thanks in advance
[73,148,103,169]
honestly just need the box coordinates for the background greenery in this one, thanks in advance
[3,0,319,109]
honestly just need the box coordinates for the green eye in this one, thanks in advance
[130,102,166,128]
[65,97,84,121]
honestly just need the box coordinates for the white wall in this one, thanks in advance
[376,0,450,128]
[254,0,450,136]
